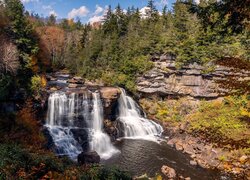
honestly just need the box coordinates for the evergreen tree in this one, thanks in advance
[2,0,39,97]
[147,0,159,21]
[162,5,168,26]
[47,14,56,26]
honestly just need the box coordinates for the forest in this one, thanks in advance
[0,0,249,179]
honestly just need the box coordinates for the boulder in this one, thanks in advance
[100,87,121,120]
[161,165,176,179]
[67,76,84,84]
[175,141,184,151]
[73,76,83,81]
[190,160,197,166]
[68,79,78,84]
[68,84,79,88]
[50,87,58,91]
[78,151,100,165]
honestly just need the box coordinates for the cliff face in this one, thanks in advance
[137,55,250,99]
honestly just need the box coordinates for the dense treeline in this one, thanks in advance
[73,0,249,91]
[0,0,249,96]
[0,0,83,101]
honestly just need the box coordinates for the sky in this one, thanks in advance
[21,0,177,24]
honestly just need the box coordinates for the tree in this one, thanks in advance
[47,14,56,26]
[80,24,91,48]
[3,0,39,92]
[36,26,66,68]
[0,35,19,75]
[147,0,159,21]
[162,5,168,26]
[103,5,112,22]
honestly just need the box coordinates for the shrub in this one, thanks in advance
[30,75,42,95]
[188,95,250,148]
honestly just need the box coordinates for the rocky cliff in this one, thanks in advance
[137,55,250,99]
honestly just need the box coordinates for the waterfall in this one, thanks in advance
[45,92,83,159]
[45,91,118,160]
[45,87,163,160]
[89,92,119,159]
[118,89,163,140]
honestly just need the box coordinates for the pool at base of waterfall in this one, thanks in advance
[103,139,228,180]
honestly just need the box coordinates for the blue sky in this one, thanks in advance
[21,0,176,23]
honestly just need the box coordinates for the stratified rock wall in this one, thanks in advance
[137,55,250,99]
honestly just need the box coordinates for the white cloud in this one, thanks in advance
[89,15,103,24]
[68,6,89,19]
[140,6,150,19]
[94,4,103,15]
[42,5,52,10]
[49,10,57,16]
[21,0,39,3]
[88,5,107,24]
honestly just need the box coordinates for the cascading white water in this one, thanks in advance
[45,92,82,159]
[89,92,119,159]
[46,91,118,160]
[118,89,163,140]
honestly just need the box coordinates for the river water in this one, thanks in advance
[104,139,226,179]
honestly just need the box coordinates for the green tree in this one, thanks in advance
[4,0,38,91]
[147,0,159,21]
[47,14,56,26]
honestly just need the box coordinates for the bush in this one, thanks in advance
[188,95,250,148]
[0,143,73,179]
[30,75,42,95]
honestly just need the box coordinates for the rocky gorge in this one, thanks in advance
[42,60,250,179]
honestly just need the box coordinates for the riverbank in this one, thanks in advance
[140,96,250,179]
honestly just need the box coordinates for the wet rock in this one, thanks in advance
[78,151,100,165]
[73,76,83,81]
[161,165,176,179]
[68,79,78,84]
[100,87,121,120]
[190,160,197,166]
[50,77,57,81]
[50,87,58,91]
[167,139,175,147]
[68,84,79,88]
[104,119,118,140]
[71,129,89,152]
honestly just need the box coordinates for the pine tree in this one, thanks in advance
[127,7,131,17]
[103,5,112,22]
[47,14,56,26]
[162,5,168,26]
[147,0,159,21]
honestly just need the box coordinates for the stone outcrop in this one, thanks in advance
[78,151,100,164]
[100,87,121,121]
[137,55,250,99]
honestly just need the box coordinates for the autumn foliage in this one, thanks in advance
[12,99,45,147]
[36,26,66,69]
